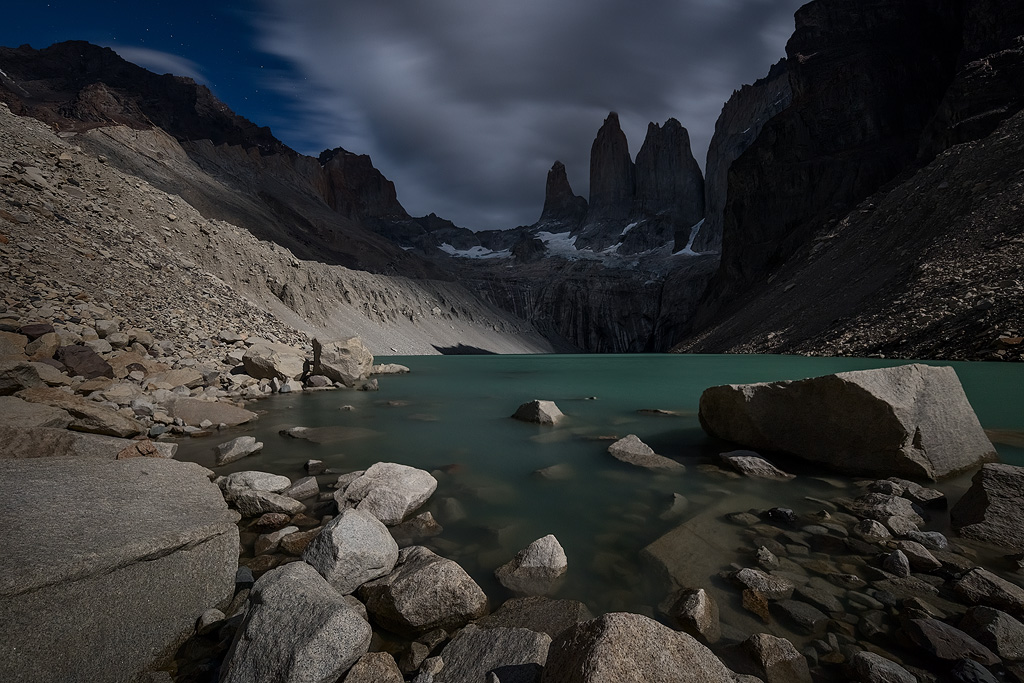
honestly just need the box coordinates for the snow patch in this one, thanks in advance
[673,219,705,256]
[438,243,511,260]
[535,231,579,257]
[620,221,640,236]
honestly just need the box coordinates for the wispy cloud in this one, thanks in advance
[106,45,207,84]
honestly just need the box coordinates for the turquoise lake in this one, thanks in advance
[175,354,1024,634]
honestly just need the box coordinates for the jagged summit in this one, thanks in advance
[539,160,588,228]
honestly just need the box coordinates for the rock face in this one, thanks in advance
[692,59,791,254]
[0,425,177,460]
[607,434,685,472]
[951,464,1024,550]
[698,364,996,480]
[165,397,257,427]
[335,462,438,525]
[539,161,588,230]
[512,400,565,425]
[302,508,400,595]
[0,457,238,683]
[313,337,374,387]
[495,534,569,596]
[434,624,551,683]
[358,546,488,637]
[540,612,737,683]
[577,112,635,249]
[221,562,372,683]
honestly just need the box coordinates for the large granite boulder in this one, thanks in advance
[221,562,372,683]
[0,395,72,428]
[358,546,488,637]
[303,508,399,595]
[312,337,373,387]
[540,612,737,682]
[242,342,306,382]
[495,534,568,596]
[951,464,1024,551]
[16,387,145,437]
[165,397,256,427]
[434,624,551,683]
[698,364,996,480]
[0,457,238,683]
[0,426,177,459]
[335,462,437,525]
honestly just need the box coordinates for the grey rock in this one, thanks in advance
[698,364,996,480]
[343,652,404,683]
[389,512,444,547]
[950,659,999,683]
[906,530,948,550]
[55,345,114,380]
[540,612,737,682]
[214,435,264,467]
[511,400,565,425]
[607,434,685,471]
[734,567,794,600]
[372,363,410,375]
[219,471,291,500]
[852,493,924,527]
[476,596,593,640]
[737,633,812,683]
[165,397,256,427]
[254,526,298,555]
[434,624,550,683]
[883,550,912,578]
[241,342,306,381]
[954,568,1024,613]
[305,459,327,475]
[336,462,437,525]
[959,606,1024,661]
[952,463,1024,551]
[0,395,72,428]
[234,490,306,517]
[283,475,320,501]
[848,651,917,683]
[888,477,947,508]
[303,508,399,595]
[793,585,843,614]
[312,337,373,387]
[906,618,999,665]
[221,562,372,683]
[495,534,568,596]
[667,588,721,643]
[895,541,942,572]
[16,387,144,437]
[358,546,488,637]
[773,599,828,635]
[0,457,237,683]
[719,450,794,480]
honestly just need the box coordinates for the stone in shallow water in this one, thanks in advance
[214,435,263,466]
[607,434,685,471]
[495,535,568,597]
[772,599,828,635]
[512,399,565,425]
[951,463,1024,552]
[732,633,812,683]
[734,568,794,600]
[719,450,795,480]
[666,588,721,644]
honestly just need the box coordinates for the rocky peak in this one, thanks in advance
[632,118,704,251]
[539,160,588,228]
[584,112,635,226]
[317,147,409,220]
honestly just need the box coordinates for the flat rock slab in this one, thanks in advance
[607,434,685,472]
[0,426,178,459]
[166,397,256,427]
[0,395,72,428]
[0,457,239,682]
[16,387,145,437]
[280,425,379,444]
[698,364,996,480]
[952,463,1024,551]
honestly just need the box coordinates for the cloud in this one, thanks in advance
[107,45,207,84]
[253,0,805,230]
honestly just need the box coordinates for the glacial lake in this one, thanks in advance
[175,354,1024,640]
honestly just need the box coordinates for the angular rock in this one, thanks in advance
[16,387,144,437]
[883,549,912,578]
[540,612,737,683]
[959,606,1024,661]
[371,363,410,375]
[254,525,298,555]
[279,528,320,556]
[0,425,177,460]
[165,397,256,427]
[848,651,917,683]
[737,633,812,683]
[607,434,684,471]
[772,600,828,635]
[698,364,997,480]
[512,400,565,425]
[0,457,238,683]
[214,435,264,467]
[55,344,114,379]
[896,540,942,572]
[950,659,999,683]
[852,493,924,527]
[241,342,306,381]
[476,596,593,640]
[0,360,46,395]
[906,618,999,665]
[719,450,794,480]
[667,588,721,644]
[234,490,305,517]
[219,471,291,500]
[952,464,1024,551]
[954,568,1024,614]
[0,331,29,358]
[389,511,444,547]
[336,462,437,525]
[0,395,72,428]
[434,624,550,683]
[358,546,488,637]
[303,509,399,595]
[283,475,319,501]
[734,567,794,600]
[853,519,893,542]
[495,534,568,596]
[25,332,60,361]
[343,652,404,683]
[312,337,373,387]
[221,562,372,683]
[145,368,205,389]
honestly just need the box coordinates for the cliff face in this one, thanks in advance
[575,112,636,250]
[691,59,790,254]
[318,148,409,220]
[538,160,588,228]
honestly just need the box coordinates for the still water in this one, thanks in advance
[175,354,1024,631]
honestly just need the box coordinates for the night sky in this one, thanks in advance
[2,0,806,230]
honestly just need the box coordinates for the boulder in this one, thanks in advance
[389,511,444,547]
[16,387,145,437]
[358,546,488,637]
[0,331,28,359]
[697,364,997,480]
[607,434,685,471]
[303,509,399,595]
[954,568,1024,614]
[17,323,54,340]
[0,457,238,683]
[219,471,291,500]
[343,652,404,683]
[25,332,60,361]
[234,490,306,517]
[283,476,319,501]
[0,426,177,460]
[214,436,264,467]
[719,450,794,480]
[848,651,917,683]
[372,363,410,375]
[666,588,721,644]
[55,345,114,379]
[512,400,565,425]
[495,534,568,596]
[145,368,205,389]
[906,618,999,665]
[0,360,46,395]
[734,633,812,683]
[476,596,593,640]
[312,337,373,387]
[242,342,306,381]
[540,612,737,683]
[165,397,256,427]
[220,562,372,683]
[336,462,437,525]
[959,606,1024,661]
[434,624,550,683]
[0,395,72,428]
[952,464,1024,551]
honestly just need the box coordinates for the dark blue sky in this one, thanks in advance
[2,1,807,230]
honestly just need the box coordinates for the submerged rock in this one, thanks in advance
[512,400,565,425]
[607,434,685,471]
[951,463,1024,551]
[698,364,997,480]
[214,435,263,467]
[495,534,568,596]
